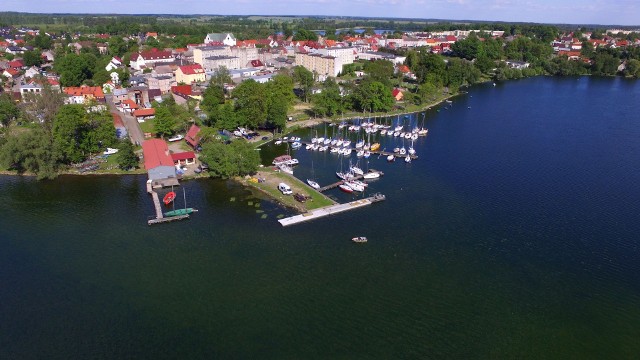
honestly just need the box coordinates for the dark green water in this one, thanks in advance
[2,77,640,359]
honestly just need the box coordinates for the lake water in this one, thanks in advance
[2,77,640,358]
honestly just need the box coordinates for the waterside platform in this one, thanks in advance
[278,193,386,227]
[146,181,190,225]
[318,170,384,192]
[299,141,418,159]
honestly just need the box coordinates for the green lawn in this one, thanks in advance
[139,119,155,134]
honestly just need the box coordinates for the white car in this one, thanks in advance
[103,147,119,155]
[168,134,184,142]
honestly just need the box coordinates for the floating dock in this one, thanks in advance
[298,141,418,159]
[278,193,386,227]
[146,181,190,225]
[317,170,384,192]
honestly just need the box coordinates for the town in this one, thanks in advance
[1,14,639,190]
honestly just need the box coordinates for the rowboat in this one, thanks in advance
[163,191,176,205]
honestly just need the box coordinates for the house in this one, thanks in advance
[133,108,156,122]
[2,68,20,79]
[6,46,25,55]
[120,99,139,114]
[129,49,174,70]
[142,139,177,183]
[63,86,105,104]
[19,83,43,99]
[175,64,206,84]
[185,124,201,148]
[112,88,129,104]
[105,56,122,71]
[171,151,196,166]
[204,33,236,46]
[112,113,128,139]
[8,59,24,69]
[24,66,40,79]
[392,88,404,101]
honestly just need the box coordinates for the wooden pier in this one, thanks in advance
[317,169,384,192]
[278,193,386,227]
[298,141,418,159]
[146,180,190,226]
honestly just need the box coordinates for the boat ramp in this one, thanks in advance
[278,193,386,227]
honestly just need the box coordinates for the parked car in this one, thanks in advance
[168,134,184,142]
[278,183,293,195]
[294,193,307,203]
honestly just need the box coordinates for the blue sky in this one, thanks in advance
[2,0,638,26]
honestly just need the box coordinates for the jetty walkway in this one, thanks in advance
[278,193,386,227]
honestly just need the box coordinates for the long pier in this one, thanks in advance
[298,141,418,159]
[317,169,384,192]
[278,193,386,227]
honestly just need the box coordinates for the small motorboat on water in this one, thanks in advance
[387,154,395,162]
[163,191,176,205]
[352,236,368,243]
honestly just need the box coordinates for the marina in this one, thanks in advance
[278,193,386,226]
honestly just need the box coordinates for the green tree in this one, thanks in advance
[55,53,97,86]
[115,139,139,170]
[0,127,60,179]
[22,50,43,67]
[312,78,343,117]
[625,59,640,78]
[350,80,394,112]
[292,65,314,102]
[233,79,266,129]
[210,66,232,88]
[52,105,86,163]
[153,106,177,137]
[292,29,318,41]
[200,139,260,178]
[33,33,52,49]
[363,60,394,88]
[0,93,19,127]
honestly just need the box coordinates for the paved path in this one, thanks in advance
[106,94,144,145]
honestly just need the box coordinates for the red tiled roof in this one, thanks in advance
[133,108,156,117]
[171,151,196,161]
[250,60,264,67]
[185,124,201,147]
[142,139,173,169]
[178,64,204,75]
[4,68,20,77]
[122,99,139,109]
[112,113,125,127]
[171,85,192,96]
[392,88,403,97]
[8,60,24,68]
[139,49,173,61]
[63,86,105,98]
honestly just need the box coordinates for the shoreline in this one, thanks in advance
[0,87,464,179]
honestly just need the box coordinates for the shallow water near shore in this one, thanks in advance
[2,77,640,358]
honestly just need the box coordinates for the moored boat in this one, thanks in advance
[163,191,176,205]
[164,208,196,217]
[339,184,354,193]
[352,236,368,243]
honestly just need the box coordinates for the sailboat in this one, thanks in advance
[164,188,197,217]
[307,160,321,190]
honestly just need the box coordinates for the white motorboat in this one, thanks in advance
[355,140,365,149]
[408,147,416,156]
[307,179,320,189]
[356,150,364,157]
[363,151,371,158]
[380,129,387,135]
[399,147,407,155]
[405,155,411,163]
[352,236,368,243]
[330,147,340,153]
[350,166,364,175]
[393,147,400,153]
[342,140,351,147]
[336,139,344,147]
[363,171,380,179]
[291,142,302,149]
[387,154,395,162]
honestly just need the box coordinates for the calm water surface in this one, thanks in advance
[2,77,640,358]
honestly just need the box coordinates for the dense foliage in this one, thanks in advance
[199,139,260,178]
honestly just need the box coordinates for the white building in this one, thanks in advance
[204,33,237,46]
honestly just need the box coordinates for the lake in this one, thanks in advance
[2,77,640,358]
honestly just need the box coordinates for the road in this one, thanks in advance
[105,94,144,145]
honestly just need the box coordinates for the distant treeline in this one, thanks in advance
[1,12,636,40]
